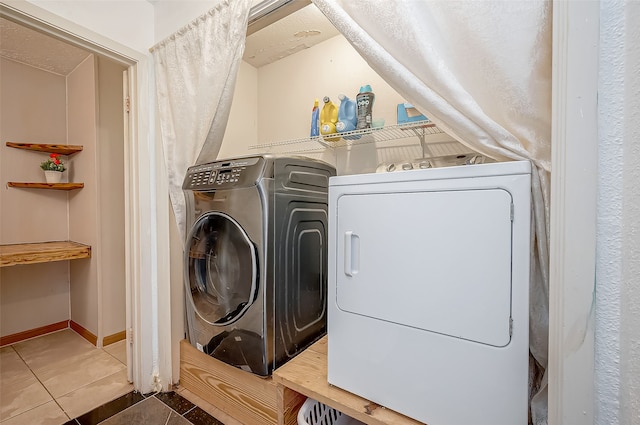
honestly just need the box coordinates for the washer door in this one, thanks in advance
[185,212,258,326]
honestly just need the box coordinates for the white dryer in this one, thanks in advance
[327,161,531,425]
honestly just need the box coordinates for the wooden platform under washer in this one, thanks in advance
[180,336,421,425]
[0,241,91,267]
[180,340,304,425]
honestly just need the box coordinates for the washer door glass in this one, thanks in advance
[185,212,258,326]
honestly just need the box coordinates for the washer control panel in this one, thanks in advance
[183,157,264,190]
[186,167,215,188]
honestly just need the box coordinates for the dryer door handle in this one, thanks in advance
[344,231,360,277]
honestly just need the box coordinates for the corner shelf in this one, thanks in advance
[7,182,84,191]
[6,142,83,155]
[5,142,84,190]
[0,241,91,267]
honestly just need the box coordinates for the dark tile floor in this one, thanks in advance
[63,391,224,425]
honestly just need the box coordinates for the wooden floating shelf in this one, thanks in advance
[0,241,91,267]
[6,142,83,155]
[7,182,84,191]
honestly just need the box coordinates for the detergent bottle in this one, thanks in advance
[320,96,339,141]
[336,94,360,140]
[336,94,357,133]
[310,99,320,137]
[356,85,375,130]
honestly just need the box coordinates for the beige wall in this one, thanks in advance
[218,34,410,161]
[68,55,127,345]
[0,58,71,336]
[0,58,69,243]
[217,61,259,160]
[256,35,407,146]
[68,55,99,338]
[96,56,126,340]
[1,54,126,344]
[218,34,455,174]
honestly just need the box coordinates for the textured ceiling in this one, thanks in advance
[0,17,91,76]
[0,3,337,74]
[243,3,340,68]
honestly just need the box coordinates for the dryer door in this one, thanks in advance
[185,212,258,326]
[335,188,514,347]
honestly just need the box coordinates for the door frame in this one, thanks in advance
[0,1,167,392]
[548,1,598,423]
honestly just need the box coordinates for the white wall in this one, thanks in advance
[26,0,154,53]
[596,1,640,424]
[152,0,219,43]
[152,0,262,44]
[217,60,259,159]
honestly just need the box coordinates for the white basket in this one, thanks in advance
[297,398,365,425]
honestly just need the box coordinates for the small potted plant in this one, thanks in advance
[40,153,66,183]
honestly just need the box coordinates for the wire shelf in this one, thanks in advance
[248,120,444,151]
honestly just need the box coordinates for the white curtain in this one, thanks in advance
[311,0,551,423]
[151,0,252,241]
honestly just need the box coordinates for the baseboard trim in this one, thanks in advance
[103,330,127,346]
[0,320,69,347]
[70,320,98,346]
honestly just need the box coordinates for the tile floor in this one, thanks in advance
[0,329,238,425]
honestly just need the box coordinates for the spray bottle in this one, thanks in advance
[310,99,320,137]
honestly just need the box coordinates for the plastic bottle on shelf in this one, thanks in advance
[336,94,360,141]
[310,99,320,137]
[356,85,375,130]
[336,94,357,133]
[320,96,339,141]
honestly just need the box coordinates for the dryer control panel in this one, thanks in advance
[183,157,264,190]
